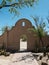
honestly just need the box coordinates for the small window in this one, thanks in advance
[22,22,25,26]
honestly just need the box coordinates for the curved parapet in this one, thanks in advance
[15,18,33,28]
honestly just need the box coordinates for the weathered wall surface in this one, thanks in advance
[7,18,36,51]
[0,18,49,51]
[0,32,7,49]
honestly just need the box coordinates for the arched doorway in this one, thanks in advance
[20,35,27,51]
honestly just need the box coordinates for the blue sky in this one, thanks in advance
[0,0,49,35]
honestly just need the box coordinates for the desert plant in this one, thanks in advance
[21,35,27,41]
[1,50,5,55]
[2,26,8,34]
[28,16,47,54]
[4,52,10,56]
[29,16,47,47]
[0,49,10,56]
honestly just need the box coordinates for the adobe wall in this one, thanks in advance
[0,32,7,49]
[0,36,3,48]
[7,19,36,51]
[0,18,49,51]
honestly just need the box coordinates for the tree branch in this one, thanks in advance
[0,2,21,9]
[0,0,36,9]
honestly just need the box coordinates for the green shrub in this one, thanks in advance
[21,35,27,41]
[1,50,5,55]
[0,49,10,56]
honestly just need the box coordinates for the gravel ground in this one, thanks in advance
[0,52,49,65]
[0,52,39,65]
